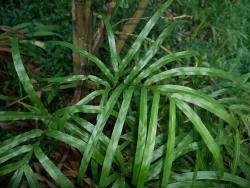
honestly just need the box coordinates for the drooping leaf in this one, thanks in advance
[175,99,224,173]
[11,38,47,114]
[156,85,237,129]
[145,67,239,86]
[0,152,31,176]
[49,41,114,82]
[171,171,250,188]
[34,147,75,188]
[134,51,196,84]
[0,129,43,153]
[0,145,33,164]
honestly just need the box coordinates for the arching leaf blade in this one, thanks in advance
[0,145,33,164]
[11,38,47,114]
[0,129,43,153]
[175,99,224,173]
[134,51,196,84]
[156,84,237,129]
[49,41,114,82]
[145,67,238,86]
[171,171,250,188]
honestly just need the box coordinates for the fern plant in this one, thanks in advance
[1,0,250,187]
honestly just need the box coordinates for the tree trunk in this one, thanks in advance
[72,0,93,103]
[72,0,93,75]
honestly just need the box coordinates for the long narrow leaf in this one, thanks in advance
[156,84,237,129]
[124,24,175,84]
[175,99,224,173]
[46,130,85,152]
[77,85,125,185]
[132,87,148,185]
[99,86,134,187]
[103,15,120,72]
[34,147,75,188]
[232,129,240,174]
[116,0,173,79]
[0,152,31,176]
[41,75,87,83]
[0,111,43,121]
[145,67,238,86]
[171,171,250,188]
[49,41,114,82]
[23,164,40,188]
[7,169,24,188]
[134,51,196,83]
[11,38,47,114]
[161,99,176,187]
[0,145,33,164]
[0,129,43,153]
[137,91,160,187]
